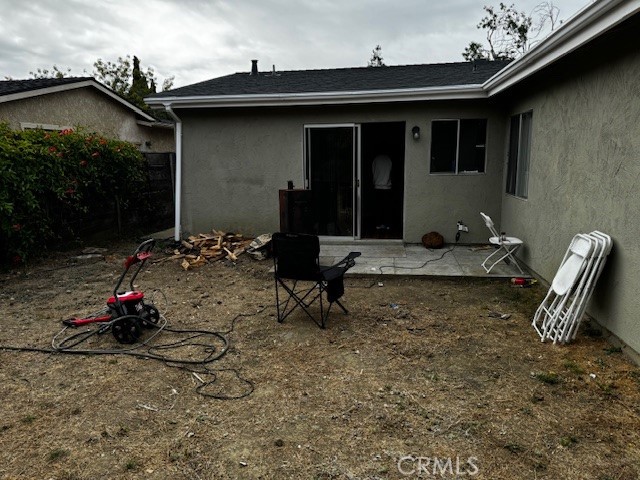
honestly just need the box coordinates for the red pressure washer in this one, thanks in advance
[63,239,160,344]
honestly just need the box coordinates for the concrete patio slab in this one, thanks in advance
[318,242,530,278]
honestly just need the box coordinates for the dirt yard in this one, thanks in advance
[1,240,639,480]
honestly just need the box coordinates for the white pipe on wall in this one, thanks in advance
[164,104,182,242]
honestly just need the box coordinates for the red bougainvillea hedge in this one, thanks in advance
[0,124,150,265]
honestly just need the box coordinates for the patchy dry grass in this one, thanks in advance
[1,241,639,479]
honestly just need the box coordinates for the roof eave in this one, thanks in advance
[91,81,156,122]
[146,85,488,109]
[137,120,175,129]
[484,0,640,95]
[0,79,156,122]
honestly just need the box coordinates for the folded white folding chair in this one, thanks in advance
[479,212,524,274]
[558,231,612,343]
[532,231,612,344]
[533,233,595,343]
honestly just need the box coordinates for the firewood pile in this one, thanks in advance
[156,230,253,270]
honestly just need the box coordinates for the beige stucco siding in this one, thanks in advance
[178,101,506,243]
[500,27,640,352]
[139,124,175,153]
[0,87,173,152]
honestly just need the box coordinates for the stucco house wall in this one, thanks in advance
[0,87,174,153]
[499,18,640,353]
[178,100,506,242]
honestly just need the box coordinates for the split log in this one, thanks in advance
[223,247,238,262]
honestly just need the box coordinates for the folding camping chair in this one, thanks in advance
[480,212,524,274]
[272,232,361,329]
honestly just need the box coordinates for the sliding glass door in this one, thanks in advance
[304,125,358,237]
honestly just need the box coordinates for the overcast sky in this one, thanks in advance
[1,0,591,89]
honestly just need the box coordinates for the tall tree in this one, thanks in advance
[462,3,532,61]
[29,65,72,79]
[529,1,561,47]
[28,55,174,111]
[92,56,132,96]
[463,2,563,62]
[127,56,156,108]
[93,55,174,110]
[368,45,386,67]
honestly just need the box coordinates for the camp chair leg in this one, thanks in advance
[275,278,325,325]
[318,300,348,329]
[275,276,284,323]
[319,291,326,329]
[335,299,348,315]
[275,279,347,329]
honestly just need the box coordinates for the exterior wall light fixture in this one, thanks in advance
[412,126,420,140]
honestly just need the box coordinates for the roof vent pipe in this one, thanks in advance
[251,59,258,75]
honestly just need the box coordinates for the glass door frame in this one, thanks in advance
[303,123,361,240]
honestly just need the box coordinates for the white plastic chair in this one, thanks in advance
[479,212,524,274]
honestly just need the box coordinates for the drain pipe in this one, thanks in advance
[164,104,182,242]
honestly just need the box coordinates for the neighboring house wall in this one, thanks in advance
[0,87,173,152]
[138,124,175,153]
[499,19,640,352]
[178,100,506,241]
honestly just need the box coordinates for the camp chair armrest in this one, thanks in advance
[319,251,361,281]
[333,251,361,268]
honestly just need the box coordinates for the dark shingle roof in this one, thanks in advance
[149,60,510,99]
[0,77,93,97]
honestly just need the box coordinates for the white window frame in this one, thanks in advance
[20,122,73,131]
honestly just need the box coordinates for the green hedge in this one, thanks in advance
[0,124,148,265]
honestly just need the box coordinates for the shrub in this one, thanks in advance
[0,124,148,265]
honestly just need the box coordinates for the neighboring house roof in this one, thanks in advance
[0,76,157,122]
[0,77,92,96]
[146,0,640,109]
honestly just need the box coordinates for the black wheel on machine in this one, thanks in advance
[111,316,142,344]
[140,304,160,329]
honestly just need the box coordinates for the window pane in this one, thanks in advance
[458,119,487,173]
[430,120,458,173]
[506,115,520,195]
[505,112,532,198]
[516,111,532,198]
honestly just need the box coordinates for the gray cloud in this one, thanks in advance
[0,0,589,86]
